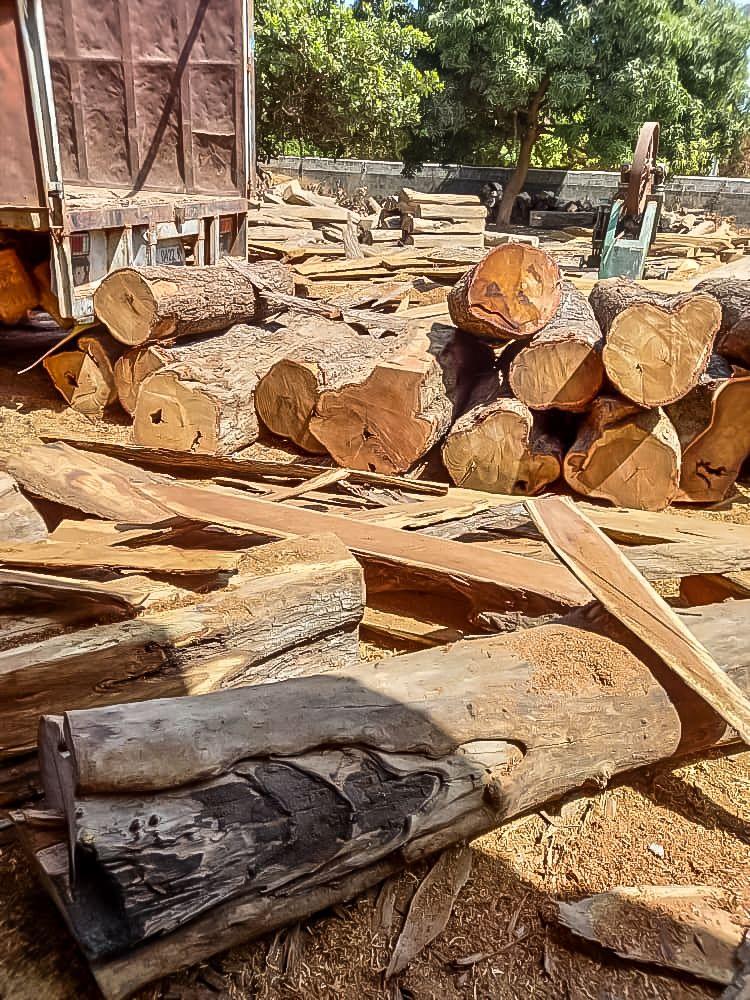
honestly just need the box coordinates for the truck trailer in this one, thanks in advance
[0,0,253,325]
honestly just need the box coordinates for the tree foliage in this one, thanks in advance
[254,0,440,160]
[405,0,750,210]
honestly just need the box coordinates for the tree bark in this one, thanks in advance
[563,395,681,511]
[448,243,562,342]
[441,370,562,494]
[694,277,750,367]
[25,598,749,998]
[0,534,363,759]
[590,278,721,407]
[43,334,121,418]
[508,282,604,411]
[131,324,310,456]
[496,78,550,226]
[307,324,492,474]
[93,261,293,347]
[666,358,750,502]
[254,318,369,452]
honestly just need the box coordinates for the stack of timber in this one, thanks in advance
[397,188,487,251]
[247,179,362,257]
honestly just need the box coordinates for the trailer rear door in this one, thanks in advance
[42,0,248,197]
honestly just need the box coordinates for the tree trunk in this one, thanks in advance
[254,318,369,452]
[666,357,750,502]
[563,395,681,511]
[131,324,309,456]
[93,261,293,347]
[441,370,562,494]
[694,277,750,367]
[0,247,37,323]
[307,324,492,474]
[114,344,171,416]
[447,243,562,342]
[44,334,121,418]
[590,278,721,406]
[24,599,749,999]
[508,282,604,411]
[496,78,550,226]
[0,534,363,760]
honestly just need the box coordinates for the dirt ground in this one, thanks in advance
[0,343,749,1000]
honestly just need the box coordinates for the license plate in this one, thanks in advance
[156,242,185,266]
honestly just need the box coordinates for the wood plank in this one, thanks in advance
[37,437,447,496]
[131,477,591,613]
[0,540,239,575]
[0,568,181,613]
[526,495,750,744]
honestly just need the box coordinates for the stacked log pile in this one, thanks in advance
[36,243,750,510]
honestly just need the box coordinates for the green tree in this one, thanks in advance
[417,0,750,221]
[254,0,440,161]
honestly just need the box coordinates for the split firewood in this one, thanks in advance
[307,324,492,474]
[508,282,604,411]
[442,371,562,494]
[667,364,750,503]
[0,247,37,323]
[93,261,293,346]
[21,598,750,999]
[694,277,750,367]
[563,395,681,511]
[0,533,364,759]
[43,333,121,418]
[132,323,316,455]
[590,278,721,406]
[556,886,749,985]
[254,319,372,452]
[448,244,562,342]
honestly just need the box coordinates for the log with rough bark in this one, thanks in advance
[21,598,750,999]
[441,371,562,494]
[44,334,121,417]
[131,323,307,455]
[0,534,363,759]
[694,277,750,367]
[447,244,562,342]
[253,318,366,452]
[590,278,721,406]
[667,364,750,503]
[508,282,604,411]
[93,261,293,346]
[563,395,681,511]
[306,323,492,474]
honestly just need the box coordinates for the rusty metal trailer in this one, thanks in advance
[0,0,253,323]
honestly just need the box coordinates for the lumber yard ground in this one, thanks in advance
[0,181,750,1000]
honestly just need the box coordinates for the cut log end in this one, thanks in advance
[310,364,438,475]
[133,370,258,456]
[255,359,327,454]
[442,390,561,495]
[93,269,169,346]
[564,397,681,511]
[448,244,562,342]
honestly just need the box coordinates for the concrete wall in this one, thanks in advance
[269,156,750,223]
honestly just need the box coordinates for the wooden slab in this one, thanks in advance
[0,472,48,542]
[0,540,239,575]
[526,495,750,744]
[129,479,590,613]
